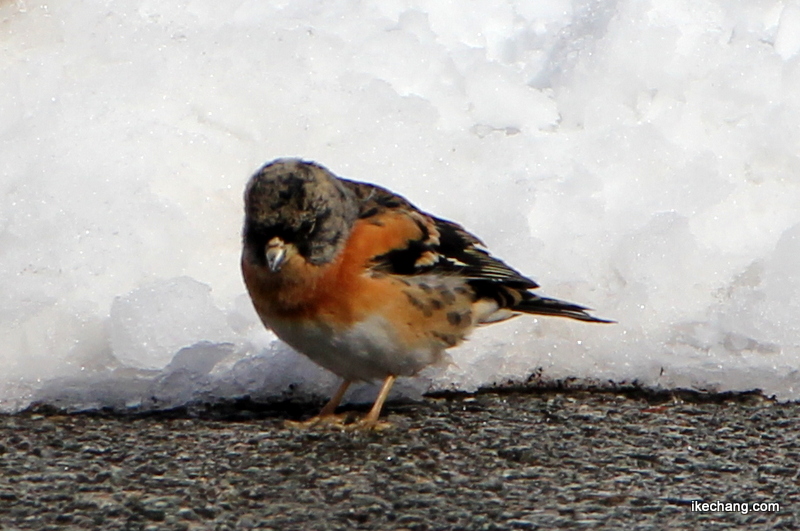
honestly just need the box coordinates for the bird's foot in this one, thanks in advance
[343,417,393,432]
[284,412,393,431]
[284,413,351,429]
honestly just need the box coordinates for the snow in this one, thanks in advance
[2,0,799,412]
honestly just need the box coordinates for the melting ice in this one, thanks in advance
[2,0,800,412]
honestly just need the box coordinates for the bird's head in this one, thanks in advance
[242,158,358,272]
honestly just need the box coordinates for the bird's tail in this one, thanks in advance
[513,291,614,323]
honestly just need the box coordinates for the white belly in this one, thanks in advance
[265,314,442,382]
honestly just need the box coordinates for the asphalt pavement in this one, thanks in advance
[1,387,798,530]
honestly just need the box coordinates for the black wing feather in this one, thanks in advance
[339,178,612,323]
[432,217,538,288]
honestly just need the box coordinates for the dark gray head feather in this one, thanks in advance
[243,158,358,265]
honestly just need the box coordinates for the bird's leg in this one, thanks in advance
[318,379,351,417]
[285,380,351,428]
[349,374,397,431]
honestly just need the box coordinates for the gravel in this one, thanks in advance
[1,388,798,530]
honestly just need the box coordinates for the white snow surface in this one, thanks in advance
[2,0,800,412]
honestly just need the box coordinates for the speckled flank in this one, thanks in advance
[391,277,477,351]
[447,310,471,327]
[403,291,430,316]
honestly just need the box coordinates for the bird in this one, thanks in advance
[241,158,611,429]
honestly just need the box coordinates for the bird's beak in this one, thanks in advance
[266,237,287,272]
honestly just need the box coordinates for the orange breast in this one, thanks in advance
[243,211,425,328]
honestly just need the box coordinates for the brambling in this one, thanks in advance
[241,158,611,429]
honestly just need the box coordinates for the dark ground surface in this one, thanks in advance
[0,387,798,530]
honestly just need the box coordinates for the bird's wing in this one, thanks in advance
[340,178,538,288]
[340,178,612,324]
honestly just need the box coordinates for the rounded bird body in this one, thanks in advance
[241,158,610,428]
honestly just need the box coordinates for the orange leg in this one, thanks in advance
[285,380,351,428]
[350,374,397,430]
[318,380,351,417]
[286,376,398,430]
